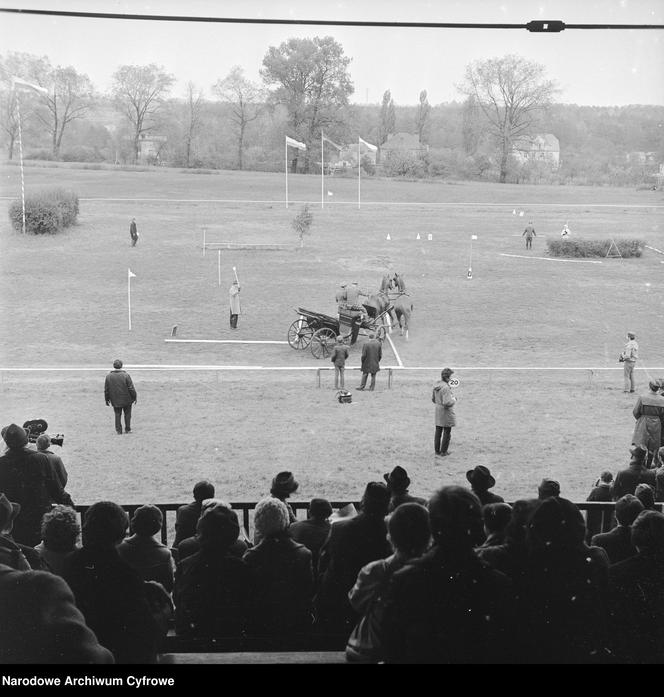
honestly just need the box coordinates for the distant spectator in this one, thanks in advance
[244,497,314,636]
[585,471,614,542]
[537,478,561,500]
[104,359,137,435]
[479,502,513,548]
[174,505,251,638]
[466,466,504,506]
[173,480,215,547]
[268,471,299,527]
[63,501,166,664]
[591,495,643,564]
[383,466,426,513]
[316,482,391,634]
[346,503,430,663]
[117,505,175,593]
[381,486,515,664]
[35,504,80,576]
[612,447,655,500]
[0,423,73,546]
[330,335,349,390]
[0,493,47,571]
[609,510,664,663]
[0,564,114,664]
[521,497,610,664]
[631,381,664,466]
[290,498,333,572]
[36,434,68,488]
[634,483,657,511]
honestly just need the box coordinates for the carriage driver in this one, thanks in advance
[345,281,368,310]
[336,284,348,314]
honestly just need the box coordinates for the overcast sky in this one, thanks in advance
[1,0,663,106]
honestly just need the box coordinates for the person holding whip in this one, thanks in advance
[229,267,241,329]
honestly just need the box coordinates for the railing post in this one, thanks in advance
[317,368,321,388]
[588,369,594,387]
[388,368,393,389]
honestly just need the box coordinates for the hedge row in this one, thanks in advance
[9,188,79,235]
[546,238,644,258]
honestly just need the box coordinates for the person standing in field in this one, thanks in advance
[129,218,138,247]
[229,280,241,329]
[330,335,349,389]
[433,368,457,457]
[632,381,664,467]
[522,221,536,249]
[620,332,638,393]
[105,359,137,435]
[357,333,382,391]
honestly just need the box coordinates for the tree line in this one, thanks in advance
[1,39,662,186]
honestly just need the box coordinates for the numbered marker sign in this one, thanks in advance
[448,378,460,387]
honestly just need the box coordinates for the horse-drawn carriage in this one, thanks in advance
[287,305,391,359]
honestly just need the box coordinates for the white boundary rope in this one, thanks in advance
[165,339,288,345]
[500,253,603,264]
[1,366,662,372]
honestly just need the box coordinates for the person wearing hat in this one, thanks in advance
[330,335,350,389]
[265,471,299,536]
[585,471,614,542]
[620,332,639,393]
[384,466,426,513]
[0,423,73,547]
[36,433,68,489]
[466,466,504,506]
[612,447,656,500]
[290,498,334,571]
[433,369,456,456]
[357,332,382,391]
[229,279,241,329]
[336,283,348,314]
[104,359,137,434]
[591,494,643,565]
[631,381,664,466]
[0,493,47,571]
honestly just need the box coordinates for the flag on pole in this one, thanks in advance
[359,137,377,152]
[322,134,342,150]
[128,268,136,279]
[386,233,391,240]
[416,233,421,240]
[11,76,48,95]
[471,235,478,240]
[327,191,333,196]
[467,268,473,279]
[286,136,306,150]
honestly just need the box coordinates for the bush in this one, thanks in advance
[8,188,79,235]
[546,237,645,258]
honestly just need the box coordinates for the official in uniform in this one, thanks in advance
[620,332,638,393]
[229,280,241,329]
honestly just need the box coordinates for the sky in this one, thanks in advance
[0,0,662,106]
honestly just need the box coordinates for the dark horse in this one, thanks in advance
[382,272,411,339]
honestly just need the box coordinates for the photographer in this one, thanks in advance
[620,332,639,393]
[36,433,68,489]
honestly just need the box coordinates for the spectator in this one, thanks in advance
[655,447,664,501]
[381,486,515,664]
[591,495,643,564]
[268,471,299,526]
[0,493,47,571]
[634,483,657,511]
[0,564,114,664]
[479,502,512,548]
[117,505,175,593]
[357,333,383,391]
[104,359,137,435]
[174,505,251,638]
[433,368,457,457]
[538,478,561,500]
[383,466,426,513]
[35,504,80,576]
[521,497,610,663]
[346,502,430,663]
[585,471,614,542]
[176,498,250,562]
[36,434,68,489]
[631,380,664,465]
[290,498,333,571]
[173,480,215,547]
[244,497,314,636]
[330,336,349,390]
[608,510,664,664]
[0,423,73,546]
[466,466,504,506]
[62,501,166,664]
[612,447,655,500]
[316,482,391,634]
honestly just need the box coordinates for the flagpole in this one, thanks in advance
[127,273,132,331]
[15,91,26,235]
[218,249,221,287]
[358,137,361,210]
[321,131,324,210]
[469,236,473,269]
[285,137,289,209]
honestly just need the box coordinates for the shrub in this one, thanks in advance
[546,237,645,258]
[8,188,79,235]
[292,204,313,248]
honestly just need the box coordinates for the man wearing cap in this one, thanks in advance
[104,359,137,434]
[0,424,74,546]
[433,368,457,456]
[466,466,504,506]
[229,280,241,329]
[336,283,348,314]
[384,466,426,512]
[620,332,638,393]
[0,493,48,570]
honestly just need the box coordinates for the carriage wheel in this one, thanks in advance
[287,319,314,350]
[311,328,337,359]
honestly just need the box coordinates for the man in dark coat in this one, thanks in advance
[590,494,643,564]
[383,466,426,513]
[522,220,536,249]
[466,465,504,506]
[357,333,382,391]
[36,434,68,488]
[173,480,215,547]
[316,482,391,633]
[612,448,655,499]
[381,486,515,664]
[104,359,137,434]
[290,498,333,572]
[585,471,613,542]
[0,493,48,571]
[608,510,664,664]
[0,423,74,547]
[129,218,138,246]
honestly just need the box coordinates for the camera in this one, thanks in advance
[22,419,65,447]
[618,355,625,363]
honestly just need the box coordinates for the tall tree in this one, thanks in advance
[182,82,205,168]
[261,36,353,173]
[111,64,175,163]
[378,89,396,145]
[458,55,559,182]
[213,66,265,170]
[415,89,431,144]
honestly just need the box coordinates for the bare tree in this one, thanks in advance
[183,82,205,168]
[111,64,175,163]
[213,66,264,170]
[458,55,559,183]
[415,89,431,144]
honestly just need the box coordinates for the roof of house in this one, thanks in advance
[381,132,425,152]
[513,133,560,152]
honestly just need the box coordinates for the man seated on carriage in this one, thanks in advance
[337,281,368,345]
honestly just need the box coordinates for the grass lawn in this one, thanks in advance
[1,163,663,504]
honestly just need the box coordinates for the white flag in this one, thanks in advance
[359,137,377,152]
[128,268,136,279]
[12,76,48,95]
[327,191,333,197]
[471,235,478,240]
[286,136,306,150]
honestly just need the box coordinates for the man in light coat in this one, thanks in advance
[357,333,382,391]
[433,368,457,457]
[620,332,638,393]
[229,280,241,329]
[104,359,137,434]
[632,381,664,466]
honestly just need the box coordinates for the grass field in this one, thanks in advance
[1,163,663,504]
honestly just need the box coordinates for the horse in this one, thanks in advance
[392,292,413,339]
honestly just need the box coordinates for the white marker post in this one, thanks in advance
[128,268,136,330]
[217,249,221,287]
[468,235,477,279]
[202,226,206,257]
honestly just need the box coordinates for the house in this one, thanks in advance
[138,133,167,164]
[626,151,658,165]
[512,133,560,170]
[380,132,427,158]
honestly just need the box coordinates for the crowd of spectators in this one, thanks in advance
[1,419,664,665]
